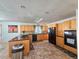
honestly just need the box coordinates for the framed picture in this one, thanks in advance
[8,25,18,33]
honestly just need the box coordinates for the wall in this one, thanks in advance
[0,22,36,42]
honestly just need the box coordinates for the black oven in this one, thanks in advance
[64,30,77,48]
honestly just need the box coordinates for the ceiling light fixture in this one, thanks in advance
[36,18,43,23]
[20,5,26,8]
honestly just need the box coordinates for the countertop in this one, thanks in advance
[8,32,48,42]
[8,35,29,42]
[21,32,48,35]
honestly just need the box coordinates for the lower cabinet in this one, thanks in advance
[56,36,77,55]
[37,34,43,41]
[64,45,77,55]
[56,36,64,48]
[37,34,48,41]
[43,34,48,40]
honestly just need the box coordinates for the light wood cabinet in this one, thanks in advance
[56,19,76,37]
[37,34,43,41]
[20,25,25,32]
[22,40,29,55]
[27,25,34,32]
[9,40,30,57]
[42,26,48,32]
[57,22,64,37]
[70,19,76,30]
[56,37,64,48]
[37,34,48,41]
[64,20,71,30]
[20,25,34,32]
[25,25,29,31]
[64,19,76,30]
[43,34,48,40]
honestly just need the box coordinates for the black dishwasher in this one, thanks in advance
[32,34,37,42]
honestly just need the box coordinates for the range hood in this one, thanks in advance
[35,25,42,33]
[34,18,43,33]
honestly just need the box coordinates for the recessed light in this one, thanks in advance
[45,12,49,14]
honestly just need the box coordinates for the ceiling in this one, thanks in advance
[0,0,77,24]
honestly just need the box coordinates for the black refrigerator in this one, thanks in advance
[48,27,56,45]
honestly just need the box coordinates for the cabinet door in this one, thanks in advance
[31,25,34,32]
[57,24,61,36]
[42,26,48,32]
[70,19,76,30]
[57,23,64,36]
[37,35,41,41]
[64,20,71,30]
[25,25,29,31]
[20,25,25,32]
[29,25,34,32]
[23,40,29,55]
[24,25,34,32]
[43,34,48,40]
[28,25,30,31]
[56,37,64,48]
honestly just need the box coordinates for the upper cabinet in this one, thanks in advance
[64,19,76,30]
[70,19,76,30]
[64,20,71,30]
[20,25,25,32]
[42,26,48,32]
[56,19,76,36]
[48,19,76,37]
[20,25,35,32]
[57,22,64,37]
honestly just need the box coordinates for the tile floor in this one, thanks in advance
[0,40,77,59]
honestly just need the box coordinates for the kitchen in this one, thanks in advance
[0,0,78,59]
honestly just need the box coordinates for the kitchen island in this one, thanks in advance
[8,35,30,57]
[8,33,49,57]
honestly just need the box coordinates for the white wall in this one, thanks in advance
[0,22,36,42]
